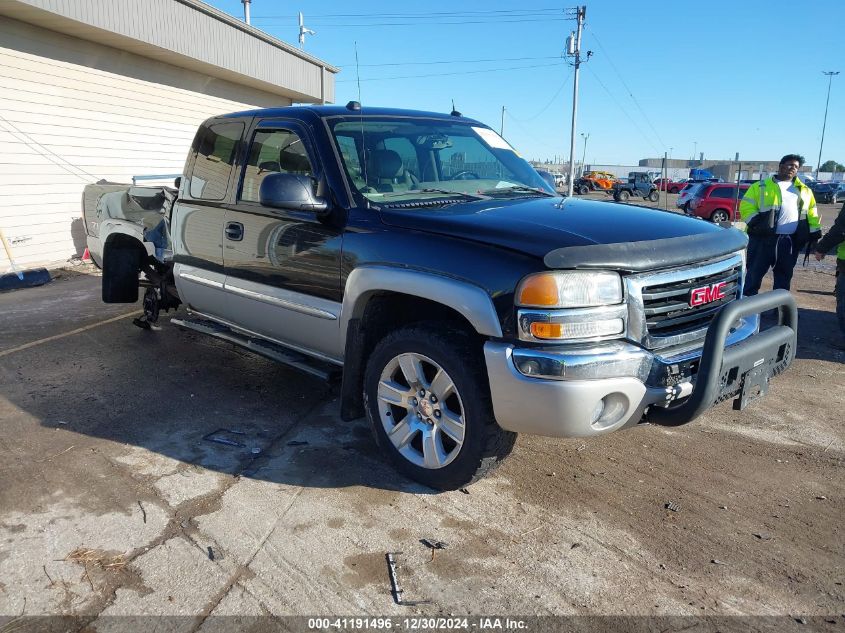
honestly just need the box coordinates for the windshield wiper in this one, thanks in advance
[415,188,488,201]
[373,188,488,203]
[478,185,556,198]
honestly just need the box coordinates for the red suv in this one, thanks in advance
[687,183,750,223]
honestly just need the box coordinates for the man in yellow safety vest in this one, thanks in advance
[739,154,821,296]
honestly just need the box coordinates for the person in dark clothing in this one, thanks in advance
[814,201,845,346]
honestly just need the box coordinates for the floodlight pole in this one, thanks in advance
[566,6,586,198]
[816,71,839,179]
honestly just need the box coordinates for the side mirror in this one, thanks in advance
[259,173,329,213]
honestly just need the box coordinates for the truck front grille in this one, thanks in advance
[640,262,742,342]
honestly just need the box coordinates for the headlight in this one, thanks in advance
[516,271,623,308]
[516,271,626,342]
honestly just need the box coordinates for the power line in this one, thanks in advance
[336,61,565,83]
[253,8,566,18]
[587,27,666,149]
[335,55,562,69]
[507,68,574,123]
[254,18,569,27]
[505,115,564,152]
[583,65,661,155]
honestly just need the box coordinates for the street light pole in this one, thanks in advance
[816,70,839,180]
[580,132,589,177]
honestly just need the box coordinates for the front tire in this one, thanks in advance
[647,189,659,202]
[578,185,589,195]
[363,324,516,490]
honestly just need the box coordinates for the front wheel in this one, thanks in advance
[647,189,659,202]
[711,209,730,223]
[578,184,589,195]
[363,324,516,490]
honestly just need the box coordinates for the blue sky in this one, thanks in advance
[206,0,843,168]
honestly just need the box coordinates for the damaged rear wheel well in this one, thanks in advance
[102,234,146,303]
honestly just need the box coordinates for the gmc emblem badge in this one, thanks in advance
[689,281,728,307]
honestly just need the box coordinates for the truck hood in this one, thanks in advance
[378,196,745,271]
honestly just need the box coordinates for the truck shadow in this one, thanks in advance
[15,305,841,496]
[17,311,437,494]
[767,306,845,363]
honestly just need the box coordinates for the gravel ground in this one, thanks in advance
[0,223,843,630]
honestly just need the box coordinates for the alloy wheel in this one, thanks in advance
[375,352,465,469]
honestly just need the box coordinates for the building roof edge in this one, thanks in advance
[174,0,338,73]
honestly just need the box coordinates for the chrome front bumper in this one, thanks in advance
[484,301,786,438]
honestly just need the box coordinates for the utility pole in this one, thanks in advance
[692,141,697,163]
[566,6,588,198]
[580,132,589,177]
[816,70,839,180]
[501,106,506,137]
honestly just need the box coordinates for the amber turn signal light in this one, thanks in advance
[529,322,564,339]
[517,273,560,307]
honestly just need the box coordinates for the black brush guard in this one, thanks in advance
[648,289,797,426]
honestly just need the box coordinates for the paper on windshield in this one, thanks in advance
[472,127,514,151]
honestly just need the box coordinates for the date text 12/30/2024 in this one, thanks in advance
[307,618,528,630]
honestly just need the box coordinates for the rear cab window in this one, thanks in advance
[188,121,244,200]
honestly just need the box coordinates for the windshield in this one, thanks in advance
[328,116,555,206]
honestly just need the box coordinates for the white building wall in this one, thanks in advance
[0,18,291,269]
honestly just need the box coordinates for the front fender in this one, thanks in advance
[340,265,503,344]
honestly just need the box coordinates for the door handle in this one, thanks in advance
[225,222,244,241]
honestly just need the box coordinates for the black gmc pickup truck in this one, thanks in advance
[92,103,797,490]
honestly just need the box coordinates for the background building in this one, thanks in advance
[0,0,337,269]
[637,157,825,182]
